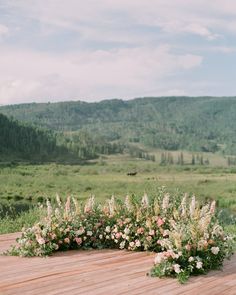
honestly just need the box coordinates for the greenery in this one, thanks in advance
[6,193,235,283]
[0,113,67,161]
[0,207,44,234]
[1,97,236,154]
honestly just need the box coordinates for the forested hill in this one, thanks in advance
[1,96,236,154]
[0,113,69,161]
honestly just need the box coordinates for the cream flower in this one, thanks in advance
[196,261,203,269]
[211,247,220,255]
[105,226,111,233]
[188,256,194,262]
[173,264,181,274]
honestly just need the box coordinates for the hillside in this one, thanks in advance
[0,113,72,162]
[1,96,236,155]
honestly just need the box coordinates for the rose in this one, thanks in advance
[211,247,220,255]
[196,261,203,269]
[173,264,181,274]
[75,237,82,245]
[135,240,141,247]
[105,226,111,233]
[64,237,70,244]
[115,232,122,239]
[137,227,144,234]
[36,237,45,245]
[157,218,164,227]
[188,256,194,262]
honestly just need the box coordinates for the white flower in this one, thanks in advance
[119,241,125,249]
[196,261,203,269]
[211,247,220,255]
[163,230,169,237]
[135,240,141,247]
[106,235,110,240]
[76,228,84,235]
[105,226,111,233]
[129,241,135,248]
[124,228,130,235]
[173,264,181,274]
[188,256,194,262]
[99,234,103,239]
[154,254,163,265]
[87,231,93,236]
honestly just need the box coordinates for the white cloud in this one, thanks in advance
[5,0,236,40]
[0,0,235,104]
[0,46,202,104]
[0,24,9,36]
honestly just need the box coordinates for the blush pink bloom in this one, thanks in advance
[157,218,164,227]
[185,244,191,251]
[36,237,45,245]
[75,237,82,245]
[137,227,144,234]
[115,232,122,239]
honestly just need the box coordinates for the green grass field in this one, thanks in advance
[0,153,236,234]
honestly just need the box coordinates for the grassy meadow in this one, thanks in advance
[0,151,236,234]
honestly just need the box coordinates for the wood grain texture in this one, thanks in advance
[0,233,235,295]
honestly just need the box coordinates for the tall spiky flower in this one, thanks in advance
[72,197,80,215]
[84,195,95,213]
[153,198,160,215]
[65,196,71,216]
[200,204,210,218]
[46,199,52,218]
[125,195,132,212]
[180,194,187,218]
[210,200,216,214]
[56,193,62,208]
[141,193,149,208]
[189,195,196,218]
[162,193,169,212]
[108,195,116,216]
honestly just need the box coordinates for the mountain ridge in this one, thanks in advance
[1,96,236,155]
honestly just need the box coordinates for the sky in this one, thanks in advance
[0,0,236,105]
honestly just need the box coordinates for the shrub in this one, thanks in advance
[6,190,235,283]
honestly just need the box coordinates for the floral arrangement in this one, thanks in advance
[7,189,234,283]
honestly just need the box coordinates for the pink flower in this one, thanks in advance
[185,244,191,251]
[137,227,144,234]
[36,237,45,245]
[157,218,164,227]
[115,232,122,239]
[149,230,155,236]
[75,237,82,245]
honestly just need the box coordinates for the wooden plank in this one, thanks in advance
[0,233,235,295]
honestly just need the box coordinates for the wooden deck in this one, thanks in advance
[0,233,235,295]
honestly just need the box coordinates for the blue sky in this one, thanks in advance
[0,0,236,105]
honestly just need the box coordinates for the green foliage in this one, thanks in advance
[2,97,236,154]
[0,207,44,234]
